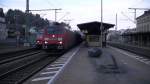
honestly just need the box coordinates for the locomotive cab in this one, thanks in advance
[42,26,65,50]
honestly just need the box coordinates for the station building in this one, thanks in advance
[122,10,150,47]
[77,21,114,47]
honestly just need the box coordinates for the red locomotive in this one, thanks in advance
[36,23,81,50]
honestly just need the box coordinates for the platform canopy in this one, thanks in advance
[77,21,114,35]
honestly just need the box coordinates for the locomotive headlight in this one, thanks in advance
[58,38,63,41]
[37,40,40,43]
[52,35,55,37]
[44,38,49,40]
[44,41,48,44]
[59,41,62,44]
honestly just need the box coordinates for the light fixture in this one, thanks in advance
[52,35,55,37]
[59,41,62,44]
[44,41,48,44]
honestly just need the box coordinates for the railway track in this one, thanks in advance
[0,48,36,62]
[0,49,60,84]
[107,42,150,58]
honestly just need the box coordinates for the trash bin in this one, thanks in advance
[88,48,102,57]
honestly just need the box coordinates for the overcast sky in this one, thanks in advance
[0,0,150,30]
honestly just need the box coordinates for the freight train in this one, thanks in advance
[35,23,82,50]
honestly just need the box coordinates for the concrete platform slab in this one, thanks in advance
[52,46,121,84]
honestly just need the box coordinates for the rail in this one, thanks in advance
[0,50,61,84]
[107,42,150,58]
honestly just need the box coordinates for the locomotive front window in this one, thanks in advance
[37,30,44,38]
[37,31,43,35]
[47,27,64,34]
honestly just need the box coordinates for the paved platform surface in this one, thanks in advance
[52,46,150,84]
[24,44,150,84]
[52,46,120,84]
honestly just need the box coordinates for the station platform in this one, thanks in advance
[24,44,150,84]
[52,46,122,84]
[52,47,116,84]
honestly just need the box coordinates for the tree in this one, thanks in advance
[5,9,50,37]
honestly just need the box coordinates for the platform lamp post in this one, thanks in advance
[100,0,103,47]
[24,0,30,46]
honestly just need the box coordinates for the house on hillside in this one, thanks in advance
[0,8,7,40]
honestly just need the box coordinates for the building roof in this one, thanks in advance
[136,10,150,20]
[0,8,4,17]
[77,21,114,35]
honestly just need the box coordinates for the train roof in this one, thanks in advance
[77,21,114,35]
[48,22,71,30]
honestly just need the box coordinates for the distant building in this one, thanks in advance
[121,10,150,47]
[136,10,150,32]
[0,8,7,40]
[107,30,123,42]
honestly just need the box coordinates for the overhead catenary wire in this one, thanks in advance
[0,0,8,7]
[45,0,56,8]
[128,8,150,24]
[57,12,70,22]
[121,11,135,24]
[44,0,71,23]
[0,2,9,11]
